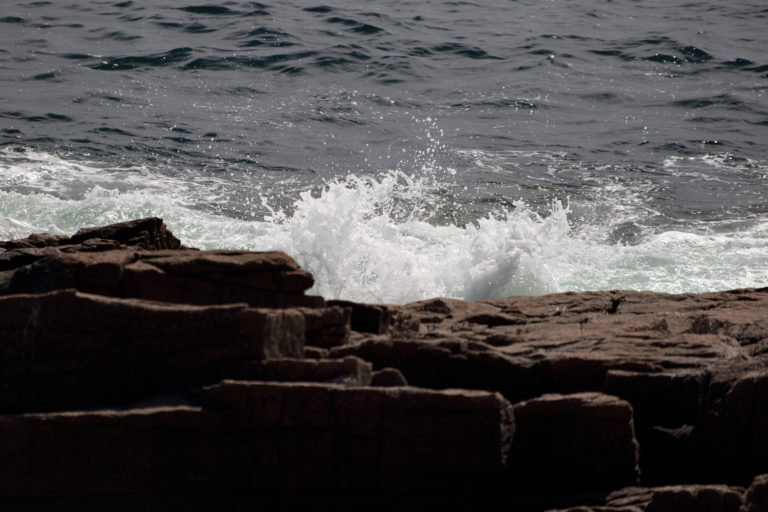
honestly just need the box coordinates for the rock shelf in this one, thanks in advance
[1,217,767,511]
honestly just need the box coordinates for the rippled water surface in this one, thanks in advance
[1,0,768,301]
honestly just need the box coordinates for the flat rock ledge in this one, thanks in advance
[1,218,768,511]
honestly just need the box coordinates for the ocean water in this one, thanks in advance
[1,0,767,303]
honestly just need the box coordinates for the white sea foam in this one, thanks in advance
[2,148,768,303]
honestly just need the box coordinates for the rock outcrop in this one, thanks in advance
[1,217,768,511]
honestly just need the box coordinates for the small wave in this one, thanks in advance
[32,72,58,81]
[178,4,269,16]
[451,98,537,109]
[303,6,333,14]
[0,112,72,123]
[87,30,142,42]
[233,27,294,48]
[326,16,385,35]
[431,42,501,60]
[91,47,193,71]
[179,5,236,15]
[182,50,316,72]
[672,94,747,110]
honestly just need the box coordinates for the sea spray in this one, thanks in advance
[262,171,570,302]
[3,148,768,303]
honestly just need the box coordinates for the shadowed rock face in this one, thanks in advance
[0,289,306,412]
[1,218,768,511]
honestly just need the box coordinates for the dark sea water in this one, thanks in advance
[1,0,767,302]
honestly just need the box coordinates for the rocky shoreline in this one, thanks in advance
[1,217,767,511]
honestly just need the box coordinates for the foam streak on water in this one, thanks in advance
[2,149,768,304]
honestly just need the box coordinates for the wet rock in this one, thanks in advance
[69,216,182,250]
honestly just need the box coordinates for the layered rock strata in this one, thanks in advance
[0,218,767,511]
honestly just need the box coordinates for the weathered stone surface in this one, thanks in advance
[0,381,515,500]
[333,289,768,487]
[510,392,640,492]
[0,249,324,308]
[330,337,545,403]
[0,289,304,412]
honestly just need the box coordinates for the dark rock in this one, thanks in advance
[0,246,62,271]
[699,367,768,484]
[605,484,744,512]
[743,474,768,512]
[298,305,351,347]
[0,381,516,500]
[328,299,393,333]
[0,232,69,249]
[330,338,546,403]
[604,369,704,429]
[546,507,644,512]
[4,219,768,506]
[371,367,408,386]
[303,346,330,359]
[327,299,419,335]
[70,216,181,250]
[0,289,305,412]
[0,218,183,273]
[510,392,640,492]
[0,249,325,308]
[241,356,372,386]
